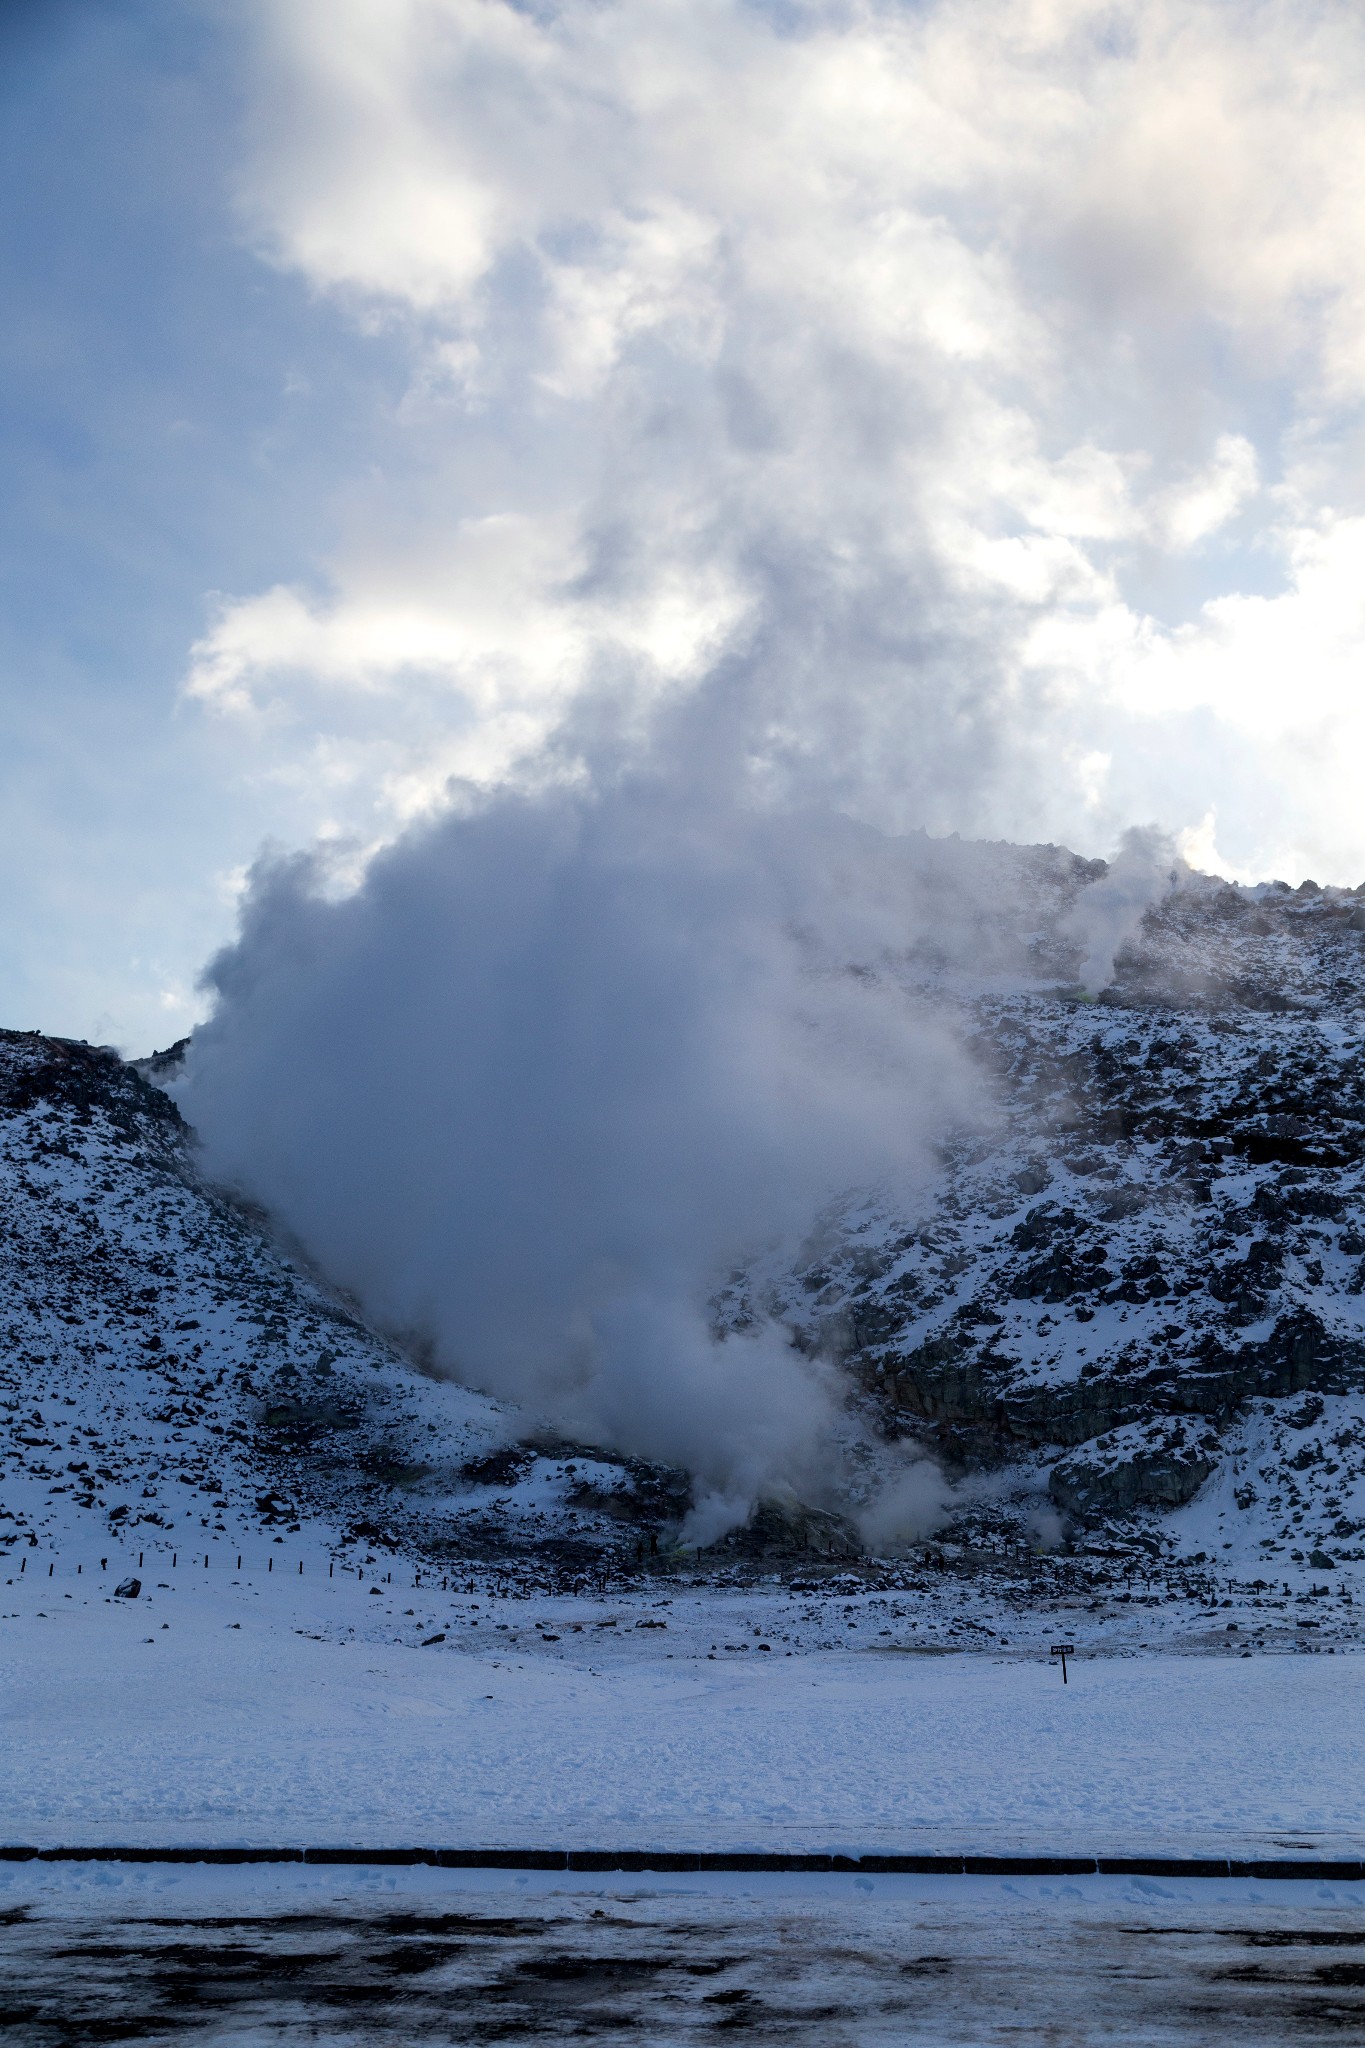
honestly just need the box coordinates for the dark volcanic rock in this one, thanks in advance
[1049,1422,1220,1517]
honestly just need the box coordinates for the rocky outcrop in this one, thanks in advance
[1049,1420,1220,1517]
[877,1312,1365,1456]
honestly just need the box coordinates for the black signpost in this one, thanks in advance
[1050,1643,1074,1684]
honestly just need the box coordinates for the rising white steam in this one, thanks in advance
[1064,827,1181,994]
[854,1454,954,1555]
[177,762,976,1538]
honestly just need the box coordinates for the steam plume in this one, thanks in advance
[178,764,974,1538]
[1064,827,1181,994]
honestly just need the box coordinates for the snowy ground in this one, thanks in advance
[4,1862,1365,2043]
[12,928,1365,2037]
[4,1556,1364,1859]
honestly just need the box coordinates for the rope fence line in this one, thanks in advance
[0,1547,748,1600]
[0,1544,1318,1606]
[0,1551,1256,1590]
[0,1551,480,1592]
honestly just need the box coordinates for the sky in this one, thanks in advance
[7,0,1365,1051]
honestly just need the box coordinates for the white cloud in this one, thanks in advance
[1154,435,1260,550]
[197,0,1365,878]
[1112,515,1365,741]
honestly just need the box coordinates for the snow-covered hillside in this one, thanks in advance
[0,1029,654,1575]
[729,860,1365,1582]
[7,850,1365,1599]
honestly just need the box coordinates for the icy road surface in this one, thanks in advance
[4,1863,1365,2044]
[3,1566,1364,1859]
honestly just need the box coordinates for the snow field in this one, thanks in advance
[4,1569,1365,1858]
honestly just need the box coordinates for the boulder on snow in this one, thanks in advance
[113,1576,141,1599]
